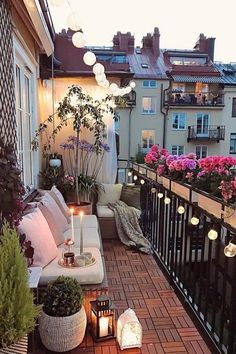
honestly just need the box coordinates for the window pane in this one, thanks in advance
[196,146,201,159]
[24,75,30,114]
[142,97,156,113]
[230,133,236,153]
[142,97,150,111]
[150,80,157,87]
[232,98,236,117]
[179,146,184,155]
[150,98,156,113]
[15,65,22,109]
[143,80,149,87]
[202,146,207,158]
[172,145,178,155]
[142,130,148,148]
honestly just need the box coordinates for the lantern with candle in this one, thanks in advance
[117,308,142,350]
[90,295,115,342]
[63,238,75,266]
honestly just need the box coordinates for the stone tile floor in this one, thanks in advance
[30,240,213,353]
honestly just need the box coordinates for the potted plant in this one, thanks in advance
[0,223,39,353]
[0,138,25,230]
[32,85,114,206]
[39,276,87,352]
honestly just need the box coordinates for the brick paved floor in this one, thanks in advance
[31,240,213,354]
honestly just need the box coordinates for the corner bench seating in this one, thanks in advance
[22,190,108,322]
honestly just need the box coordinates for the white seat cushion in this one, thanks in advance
[96,205,114,218]
[97,184,122,205]
[62,228,101,250]
[72,214,98,229]
[18,208,58,268]
[39,247,104,285]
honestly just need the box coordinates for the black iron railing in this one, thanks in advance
[165,91,224,107]
[187,125,225,142]
[131,162,236,354]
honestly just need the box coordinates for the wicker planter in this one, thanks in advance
[0,336,27,353]
[39,306,87,352]
[171,181,190,201]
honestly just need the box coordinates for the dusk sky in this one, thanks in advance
[49,0,236,63]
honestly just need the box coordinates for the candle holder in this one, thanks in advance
[63,238,75,266]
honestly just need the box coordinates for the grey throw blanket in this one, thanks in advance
[108,201,152,254]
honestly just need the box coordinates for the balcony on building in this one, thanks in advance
[165,81,224,108]
[187,125,225,142]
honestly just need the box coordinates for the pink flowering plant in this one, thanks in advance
[166,153,198,181]
[144,145,169,175]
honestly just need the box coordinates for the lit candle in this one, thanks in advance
[80,211,84,255]
[99,317,109,337]
[70,208,75,242]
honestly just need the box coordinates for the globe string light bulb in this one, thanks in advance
[164,197,171,205]
[157,192,164,198]
[208,228,218,240]
[127,171,132,177]
[140,179,145,185]
[191,216,199,225]
[83,51,96,66]
[72,32,85,48]
[224,242,236,257]
[151,187,156,193]
[133,175,138,181]
[177,205,185,214]
[129,81,136,89]
[92,63,105,75]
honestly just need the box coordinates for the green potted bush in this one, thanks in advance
[0,224,39,353]
[39,276,86,352]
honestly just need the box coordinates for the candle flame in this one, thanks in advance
[70,208,75,214]
[80,211,84,216]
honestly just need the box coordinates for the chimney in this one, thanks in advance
[194,33,215,61]
[112,32,134,52]
[142,27,160,57]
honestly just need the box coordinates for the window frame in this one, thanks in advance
[13,36,39,191]
[142,80,157,88]
[141,129,155,151]
[142,96,157,115]
[172,112,186,130]
[232,97,236,117]
[171,145,185,156]
[230,133,236,154]
[195,145,208,159]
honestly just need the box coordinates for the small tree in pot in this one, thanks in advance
[39,276,86,352]
[32,85,114,205]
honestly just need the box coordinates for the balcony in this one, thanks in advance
[165,90,224,108]
[115,90,136,108]
[187,125,225,142]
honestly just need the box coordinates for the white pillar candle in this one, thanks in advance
[80,211,84,255]
[99,317,109,337]
[70,208,75,242]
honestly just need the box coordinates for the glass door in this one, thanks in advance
[196,114,209,137]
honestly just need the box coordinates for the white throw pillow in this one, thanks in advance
[97,184,122,205]
[51,185,70,219]
[41,193,68,235]
[18,208,58,268]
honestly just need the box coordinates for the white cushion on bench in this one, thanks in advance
[39,247,104,285]
[66,214,98,230]
[98,184,122,205]
[96,205,114,218]
[62,228,101,250]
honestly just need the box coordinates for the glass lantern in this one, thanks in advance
[90,295,115,342]
[63,238,75,266]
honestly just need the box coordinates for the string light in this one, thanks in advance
[140,179,145,185]
[129,81,136,89]
[83,51,96,66]
[164,197,171,205]
[92,63,105,75]
[151,187,156,193]
[208,228,218,240]
[224,242,236,257]
[157,192,164,198]
[191,216,199,225]
[128,171,132,177]
[133,175,138,181]
[72,32,85,48]
[177,204,185,214]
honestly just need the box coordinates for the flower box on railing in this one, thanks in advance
[157,175,163,185]
[223,206,236,229]
[171,181,190,201]
[138,165,146,175]
[192,190,223,219]
[147,169,157,181]
[133,164,139,172]
[162,176,171,190]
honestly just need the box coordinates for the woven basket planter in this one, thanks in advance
[39,306,87,352]
[0,336,27,353]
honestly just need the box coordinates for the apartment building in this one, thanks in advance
[116,32,236,160]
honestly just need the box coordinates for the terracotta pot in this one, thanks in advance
[67,202,92,215]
